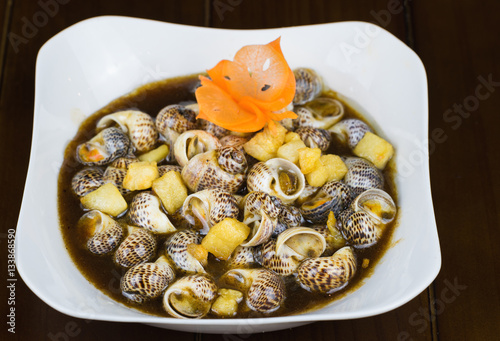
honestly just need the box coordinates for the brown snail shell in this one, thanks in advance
[247,158,305,204]
[329,118,372,150]
[226,245,255,269]
[343,157,384,197]
[182,189,239,234]
[71,167,104,197]
[76,127,130,166]
[181,147,247,194]
[128,192,176,234]
[293,68,323,105]
[259,227,326,276]
[296,127,331,151]
[173,130,221,167]
[297,246,357,294]
[78,210,123,255]
[241,192,281,247]
[155,104,197,146]
[115,227,156,268]
[162,274,217,319]
[158,165,183,177]
[294,97,344,130]
[338,189,396,247]
[120,256,175,303]
[165,230,206,273]
[220,268,285,314]
[300,181,352,224]
[97,110,157,153]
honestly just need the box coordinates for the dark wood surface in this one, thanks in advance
[1,0,498,340]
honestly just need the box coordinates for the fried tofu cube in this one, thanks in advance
[353,132,394,169]
[298,147,322,174]
[201,218,250,260]
[80,183,127,217]
[138,144,170,163]
[243,123,287,161]
[277,139,307,164]
[305,159,329,187]
[284,131,302,143]
[211,289,244,317]
[123,161,159,191]
[152,171,188,214]
[321,154,348,182]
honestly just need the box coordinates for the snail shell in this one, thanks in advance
[294,98,344,129]
[120,256,175,303]
[102,157,139,195]
[97,110,157,152]
[174,130,221,167]
[197,118,228,139]
[273,204,302,236]
[300,181,352,224]
[128,192,176,234]
[182,189,239,234]
[296,127,331,151]
[165,230,206,273]
[343,157,384,197]
[76,127,130,166]
[247,158,305,204]
[241,192,281,247]
[115,227,157,268]
[158,165,183,177]
[219,135,249,152]
[226,245,255,269]
[181,147,247,194]
[297,246,357,294]
[338,189,396,247]
[329,119,372,150]
[293,68,323,105]
[155,104,197,146]
[78,210,123,255]
[220,269,285,314]
[162,274,217,319]
[259,227,326,276]
[71,167,104,196]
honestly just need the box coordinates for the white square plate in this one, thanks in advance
[16,16,440,334]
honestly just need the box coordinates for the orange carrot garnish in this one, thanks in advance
[195,37,297,133]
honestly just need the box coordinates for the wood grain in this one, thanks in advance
[412,0,500,339]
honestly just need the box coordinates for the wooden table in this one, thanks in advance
[1,0,498,340]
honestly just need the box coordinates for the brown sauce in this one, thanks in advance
[58,73,399,318]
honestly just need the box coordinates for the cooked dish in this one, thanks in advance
[58,39,397,319]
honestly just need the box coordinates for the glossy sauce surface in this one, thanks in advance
[58,74,398,318]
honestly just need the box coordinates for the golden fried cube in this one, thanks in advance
[353,132,394,169]
[284,131,302,143]
[211,289,244,317]
[152,171,188,214]
[80,183,127,217]
[201,218,251,260]
[243,123,287,161]
[321,154,348,182]
[305,159,329,187]
[298,147,322,174]
[123,161,159,191]
[277,139,307,164]
[138,144,170,163]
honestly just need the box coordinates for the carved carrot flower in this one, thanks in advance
[195,38,297,133]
